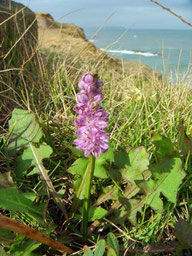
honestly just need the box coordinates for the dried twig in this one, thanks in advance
[124,242,179,255]
[151,0,192,27]
[0,214,74,255]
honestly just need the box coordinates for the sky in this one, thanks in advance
[14,0,192,30]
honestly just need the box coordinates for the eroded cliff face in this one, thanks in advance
[36,13,161,80]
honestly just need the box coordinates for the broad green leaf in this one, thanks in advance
[8,109,42,155]
[94,239,105,256]
[115,147,149,182]
[151,133,178,161]
[7,108,67,218]
[88,207,108,221]
[107,233,119,256]
[114,158,185,225]
[15,143,53,177]
[175,219,192,249]
[0,187,44,224]
[67,158,88,176]
[138,158,185,212]
[94,147,114,179]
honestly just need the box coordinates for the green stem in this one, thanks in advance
[82,154,95,243]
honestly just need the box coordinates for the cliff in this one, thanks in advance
[36,13,161,80]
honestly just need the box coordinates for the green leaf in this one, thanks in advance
[0,187,44,224]
[0,228,16,243]
[95,185,119,206]
[83,247,94,256]
[8,109,42,155]
[67,158,89,200]
[175,219,192,249]
[94,147,114,179]
[151,133,178,161]
[177,123,192,155]
[8,109,67,218]
[118,198,143,225]
[9,236,41,256]
[115,147,149,182]
[107,233,119,256]
[138,158,185,212]
[94,239,106,256]
[114,158,185,225]
[68,158,88,176]
[15,143,53,177]
[88,207,108,221]
[107,247,117,256]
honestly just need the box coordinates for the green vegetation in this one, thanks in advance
[1,46,192,256]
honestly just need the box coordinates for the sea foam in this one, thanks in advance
[101,48,158,57]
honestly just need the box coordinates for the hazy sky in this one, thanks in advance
[14,0,192,29]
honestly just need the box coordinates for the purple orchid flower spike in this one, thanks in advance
[73,73,109,158]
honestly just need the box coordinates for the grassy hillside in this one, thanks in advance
[0,13,192,256]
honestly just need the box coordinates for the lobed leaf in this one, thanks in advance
[138,158,185,212]
[151,133,178,161]
[115,147,149,182]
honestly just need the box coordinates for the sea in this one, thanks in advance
[85,28,192,81]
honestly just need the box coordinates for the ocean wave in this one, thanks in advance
[100,48,159,57]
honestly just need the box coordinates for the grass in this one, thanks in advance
[1,12,192,256]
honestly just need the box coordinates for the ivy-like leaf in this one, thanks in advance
[138,158,185,212]
[115,147,149,182]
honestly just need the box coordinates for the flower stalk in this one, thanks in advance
[73,73,109,242]
[82,154,95,243]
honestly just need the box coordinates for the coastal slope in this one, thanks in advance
[36,13,161,79]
